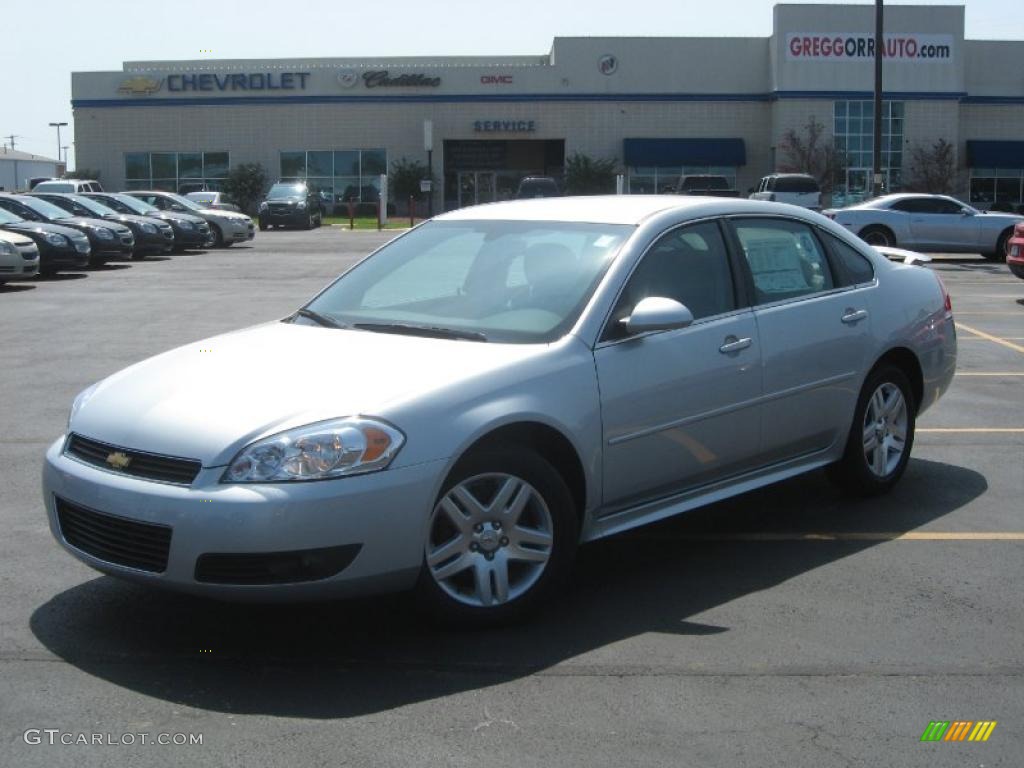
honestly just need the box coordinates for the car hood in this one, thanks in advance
[0,229,34,247]
[110,213,168,228]
[1,221,85,240]
[61,216,131,233]
[70,321,548,467]
[200,209,250,222]
[150,211,206,225]
[980,211,1024,225]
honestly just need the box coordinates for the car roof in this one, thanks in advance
[435,195,813,225]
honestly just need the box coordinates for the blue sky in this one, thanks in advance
[1,0,1019,168]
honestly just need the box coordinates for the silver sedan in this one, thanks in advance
[44,196,956,623]
[825,193,1023,261]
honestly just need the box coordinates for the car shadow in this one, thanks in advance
[30,458,986,719]
[86,263,131,272]
[0,283,36,293]
[36,272,88,282]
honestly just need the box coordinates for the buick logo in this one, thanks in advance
[337,70,359,88]
[105,451,132,470]
[598,55,618,75]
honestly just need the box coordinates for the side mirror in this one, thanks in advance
[623,296,694,335]
[961,209,974,216]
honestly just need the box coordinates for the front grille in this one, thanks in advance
[65,433,202,486]
[20,248,37,260]
[56,496,172,573]
[0,266,13,273]
[195,544,362,585]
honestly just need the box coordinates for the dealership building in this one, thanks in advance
[71,3,1024,211]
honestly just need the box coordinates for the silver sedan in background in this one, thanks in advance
[825,193,1023,261]
[44,197,956,624]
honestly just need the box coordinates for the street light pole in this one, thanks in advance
[872,0,884,198]
[49,122,68,167]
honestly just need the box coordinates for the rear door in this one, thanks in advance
[595,219,762,511]
[727,216,874,463]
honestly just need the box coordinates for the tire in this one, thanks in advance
[210,224,224,248]
[858,225,895,248]
[985,229,1012,263]
[304,212,314,230]
[828,364,916,497]
[415,449,578,626]
[258,219,268,232]
[131,250,147,261]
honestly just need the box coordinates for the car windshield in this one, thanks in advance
[15,196,73,220]
[0,207,25,224]
[110,194,157,214]
[67,194,116,216]
[301,219,632,343]
[268,184,307,200]
[162,193,205,212]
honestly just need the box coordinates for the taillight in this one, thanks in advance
[936,272,952,312]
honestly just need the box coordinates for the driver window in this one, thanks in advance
[603,220,736,341]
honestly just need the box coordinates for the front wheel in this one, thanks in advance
[828,365,916,496]
[210,225,224,248]
[415,450,577,626]
[985,229,1012,263]
[258,219,268,231]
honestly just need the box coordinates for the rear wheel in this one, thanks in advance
[858,225,895,248]
[828,365,916,496]
[258,219,268,231]
[415,449,577,626]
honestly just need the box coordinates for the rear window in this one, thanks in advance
[775,176,820,194]
[822,232,875,285]
[35,182,73,193]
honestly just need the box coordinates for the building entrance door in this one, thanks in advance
[457,171,496,207]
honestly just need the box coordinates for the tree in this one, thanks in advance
[563,153,618,195]
[906,139,956,195]
[777,117,846,195]
[64,168,101,180]
[221,163,268,215]
[389,157,434,202]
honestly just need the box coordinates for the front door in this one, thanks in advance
[457,172,497,208]
[595,219,762,512]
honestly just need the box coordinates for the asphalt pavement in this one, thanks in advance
[1,228,1021,767]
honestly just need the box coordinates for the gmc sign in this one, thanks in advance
[480,75,514,85]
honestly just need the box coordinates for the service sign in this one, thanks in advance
[786,33,954,62]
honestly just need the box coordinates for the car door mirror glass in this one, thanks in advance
[623,297,694,335]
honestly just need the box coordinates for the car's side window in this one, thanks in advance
[731,218,835,304]
[821,231,875,286]
[603,220,736,341]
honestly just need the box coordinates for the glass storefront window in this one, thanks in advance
[832,100,904,205]
[280,152,306,178]
[361,150,387,176]
[281,150,388,203]
[334,151,359,176]
[307,152,333,178]
[123,151,229,192]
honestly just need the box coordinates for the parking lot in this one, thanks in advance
[1,228,1021,767]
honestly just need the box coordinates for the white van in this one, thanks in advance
[750,174,821,210]
[32,179,104,193]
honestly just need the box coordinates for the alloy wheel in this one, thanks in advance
[862,382,908,477]
[426,472,554,607]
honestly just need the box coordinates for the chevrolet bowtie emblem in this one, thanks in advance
[105,451,132,470]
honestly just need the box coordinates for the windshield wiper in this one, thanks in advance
[353,322,487,342]
[291,308,344,329]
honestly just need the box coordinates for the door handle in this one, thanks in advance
[719,336,753,354]
[841,308,868,324]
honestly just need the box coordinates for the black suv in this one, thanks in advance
[515,176,560,199]
[258,182,323,230]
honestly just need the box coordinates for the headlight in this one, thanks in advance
[259,202,268,211]
[297,201,307,210]
[0,241,15,256]
[45,232,68,246]
[140,223,156,234]
[222,418,404,483]
[179,220,194,230]
[67,382,101,433]
[95,228,114,240]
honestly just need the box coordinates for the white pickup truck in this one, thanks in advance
[750,174,822,210]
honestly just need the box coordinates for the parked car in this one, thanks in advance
[0,194,133,264]
[125,191,255,247]
[185,191,241,212]
[33,179,104,193]
[825,193,1023,262]
[258,182,323,230]
[0,230,40,285]
[44,196,956,623]
[750,173,822,210]
[1008,222,1024,280]
[675,175,740,197]
[85,193,213,251]
[515,176,560,199]
[31,193,174,259]
[0,204,90,274]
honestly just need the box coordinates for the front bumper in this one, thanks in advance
[38,242,90,270]
[134,226,175,254]
[172,223,212,248]
[260,208,309,227]
[43,437,444,600]
[1008,238,1024,279]
[223,219,256,242]
[91,233,135,257]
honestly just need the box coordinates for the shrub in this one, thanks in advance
[222,163,269,215]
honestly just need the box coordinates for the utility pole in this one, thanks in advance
[3,135,18,150]
[49,122,68,164]
[872,0,884,198]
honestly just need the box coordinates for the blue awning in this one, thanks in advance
[966,140,1024,168]
[623,138,746,167]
